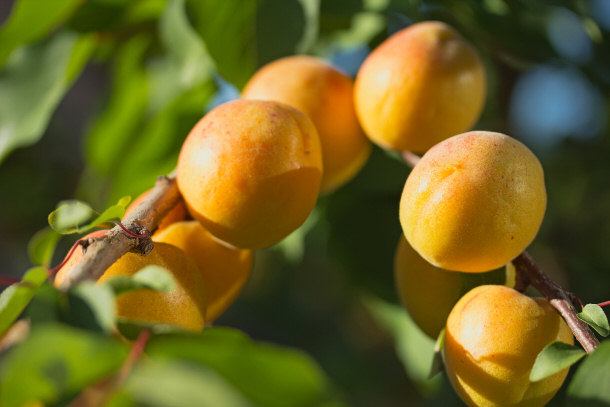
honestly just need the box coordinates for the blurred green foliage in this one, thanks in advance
[0,0,609,405]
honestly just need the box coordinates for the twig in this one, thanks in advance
[57,173,181,290]
[512,252,599,354]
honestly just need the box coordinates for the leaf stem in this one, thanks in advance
[598,300,610,308]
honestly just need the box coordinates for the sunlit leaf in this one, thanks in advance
[85,35,150,177]
[48,200,97,234]
[577,304,610,337]
[529,341,585,382]
[0,323,128,407]
[86,195,132,229]
[27,227,61,267]
[0,267,48,336]
[104,265,175,296]
[566,340,610,406]
[146,327,341,407]
[0,0,83,66]
[0,32,95,163]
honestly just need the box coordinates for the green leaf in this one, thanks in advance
[0,0,83,66]
[0,266,48,336]
[0,32,95,163]
[124,359,253,407]
[428,329,446,379]
[117,318,187,341]
[68,281,116,333]
[152,0,214,111]
[0,323,128,407]
[104,265,175,296]
[48,196,130,235]
[86,195,132,228]
[567,340,610,406]
[48,200,97,234]
[578,304,610,337]
[146,327,340,407]
[529,341,585,382]
[85,35,150,177]
[27,227,61,267]
[363,296,442,396]
[187,0,311,89]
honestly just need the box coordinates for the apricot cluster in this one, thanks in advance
[364,21,575,407]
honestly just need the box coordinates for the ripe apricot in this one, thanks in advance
[444,285,573,407]
[242,55,371,192]
[153,220,253,322]
[97,243,207,331]
[400,131,546,272]
[124,188,188,231]
[394,235,462,338]
[177,100,322,249]
[354,21,486,152]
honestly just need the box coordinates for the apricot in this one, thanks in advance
[394,235,462,338]
[400,131,546,272]
[354,21,486,152]
[444,285,573,407]
[242,55,371,192]
[177,99,323,249]
[97,243,207,331]
[153,220,253,322]
[124,188,188,231]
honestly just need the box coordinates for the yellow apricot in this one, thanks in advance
[97,243,207,331]
[124,188,188,231]
[242,55,371,192]
[153,220,253,323]
[400,131,546,272]
[354,21,486,152]
[444,285,573,407]
[177,100,322,249]
[394,235,462,338]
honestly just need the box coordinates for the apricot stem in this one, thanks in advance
[512,252,599,354]
[56,173,180,290]
[401,150,421,167]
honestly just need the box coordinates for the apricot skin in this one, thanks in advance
[354,21,486,152]
[97,242,207,332]
[444,285,573,407]
[400,131,546,272]
[153,220,253,323]
[242,55,371,192]
[177,100,323,249]
[394,235,462,338]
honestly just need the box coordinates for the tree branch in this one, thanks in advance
[401,150,600,353]
[57,173,181,290]
[511,252,599,354]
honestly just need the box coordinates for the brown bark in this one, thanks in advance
[56,173,181,290]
